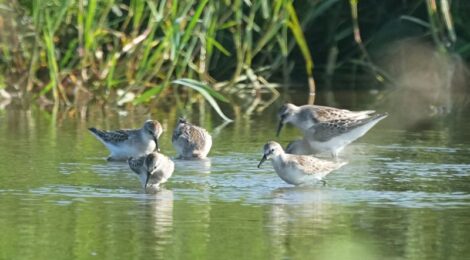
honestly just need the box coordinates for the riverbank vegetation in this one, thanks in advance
[0,0,467,118]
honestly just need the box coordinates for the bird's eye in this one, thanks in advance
[270,149,274,153]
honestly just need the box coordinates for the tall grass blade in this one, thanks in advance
[134,85,164,104]
[286,3,313,76]
[84,0,97,51]
[172,79,232,121]
[286,2,315,102]
[180,0,209,50]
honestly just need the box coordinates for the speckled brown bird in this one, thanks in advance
[128,152,174,193]
[276,103,376,136]
[292,113,388,158]
[172,118,212,159]
[277,103,387,158]
[258,141,347,186]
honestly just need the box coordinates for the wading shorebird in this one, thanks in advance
[128,152,174,193]
[88,120,162,161]
[301,113,388,158]
[257,141,347,186]
[285,137,316,155]
[276,103,376,137]
[172,118,212,159]
[277,103,387,157]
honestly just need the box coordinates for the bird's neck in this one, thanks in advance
[294,118,314,131]
[271,152,286,165]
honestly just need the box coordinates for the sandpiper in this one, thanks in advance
[128,152,175,193]
[89,120,162,161]
[285,137,316,155]
[257,141,347,186]
[276,103,376,136]
[304,113,388,158]
[172,118,212,159]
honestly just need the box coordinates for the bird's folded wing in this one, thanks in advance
[128,156,145,174]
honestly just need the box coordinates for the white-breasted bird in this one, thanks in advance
[277,103,387,158]
[302,113,388,158]
[276,103,376,136]
[128,152,174,193]
[258,141,347,186]
[89,120,162,161]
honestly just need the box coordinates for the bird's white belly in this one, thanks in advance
[272,162,312,185]
[108,141,155,159]
[308,118,382,155]
[143,142,156,154]
[309,137,346,153]
[199,136,212,158]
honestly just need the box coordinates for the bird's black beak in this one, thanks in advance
[257,154,267,168]
[276,121,284,137]
[145,170,151,189]
[153,136,160,152]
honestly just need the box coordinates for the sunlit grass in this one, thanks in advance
[0,0,466,119]
[0,0,321,119]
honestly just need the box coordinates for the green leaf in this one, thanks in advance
[132,0,145,29]
[172,78,229,102]
[51,0,72,34]
[219,21,238,30]
[207,37,231,56]
[134,85,164,104]
[39,81,54,96]
[180,0,209,50]
[84,0,97,50]
[286,2,313,76]
[172,79,232,121]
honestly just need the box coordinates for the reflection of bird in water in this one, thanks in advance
[150,188,174,249]
[267,186,335,256]
[175,158,212,175]
[0,89,11,109]
[128,152,174,193]
[270,186,334,223]
[89,120,162,161]
[258,141,347,185]
[277,103,387,158]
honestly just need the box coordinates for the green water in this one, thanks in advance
[1,94,470,260]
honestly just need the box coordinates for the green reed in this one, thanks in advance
[1,0,313,119]
[0,0,466,119]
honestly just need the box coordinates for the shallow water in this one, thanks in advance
[1,93,470,259]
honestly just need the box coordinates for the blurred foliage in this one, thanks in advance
[0,0,313,115]
[0,0,468,117]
